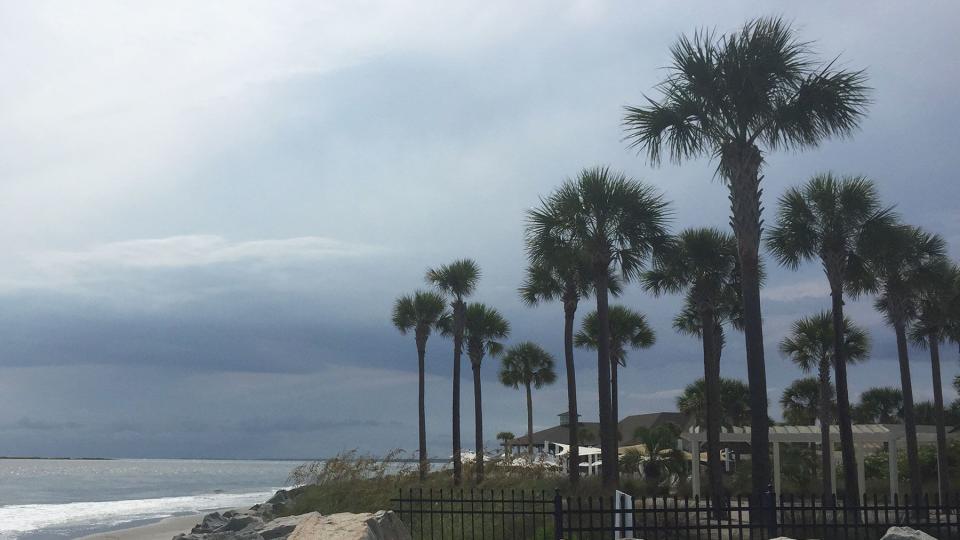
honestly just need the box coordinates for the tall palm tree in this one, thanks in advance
[426,259,481,485]
[854,387,903,424]
[778,311,869,497]
[392,290,448,481]
[498,342,557,460]
[643,227,741,505]
[527,166,670,489]
[872,225,946,502]
[625,18,870,496]
[460,303,509,483]
[767,173,893,501]
[909,260,960,497]
[574,305,655,433]
[519,258,620,484]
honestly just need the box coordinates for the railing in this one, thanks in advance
[392,487,960,539]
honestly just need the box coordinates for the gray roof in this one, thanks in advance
[510,412,687,447]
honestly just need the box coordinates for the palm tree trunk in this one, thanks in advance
[895,320,922,502]
[563,295,581,484]
[593,264,617,490]
[611,356,619,441]
[817,357,833,499]
[929,334,950,499]
[830,290,859,504]
[472,361,484,483]
[525,381,534,460]
[700,308,725,515]
[417,335,429,482]
[723,142,770,499]
[452,301,464,485]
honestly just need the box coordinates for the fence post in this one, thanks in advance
[764,483,777,539]
[553,488,563,540]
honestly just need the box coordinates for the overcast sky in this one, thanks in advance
[1,1,959,459]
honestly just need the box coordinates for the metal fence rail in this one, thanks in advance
[392,488,960,540]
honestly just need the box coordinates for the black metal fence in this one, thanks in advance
[392,487,960,539]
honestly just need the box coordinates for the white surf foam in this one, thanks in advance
[0,489,279,538]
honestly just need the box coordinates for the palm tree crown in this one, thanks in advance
[574,305,655,365]
[767,173,896,292]
[676,378,751,427]
[426,259,481,300]
[392,290,448,339]
[499,343,558,390]
[780,377,829,426]
[778,311,869,372]
[872,226,947,325]
[526,166,670,278]
[445,303,510,365]
[623,17,870,166]
[854,387,903,424]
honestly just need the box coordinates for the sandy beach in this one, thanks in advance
[76,514,202,540]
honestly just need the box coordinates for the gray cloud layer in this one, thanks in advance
[1,1,958,458]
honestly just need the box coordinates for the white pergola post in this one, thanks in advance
[773,441,782,495]
[691,437,701,498]
[856,444,866,503]
[889,437,899,499]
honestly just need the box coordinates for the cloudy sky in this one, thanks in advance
[1,1,959,459]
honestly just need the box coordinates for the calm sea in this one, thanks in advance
[0,459,298,539]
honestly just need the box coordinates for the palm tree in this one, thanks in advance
[778,311,869,497]
[497,431,515,458]
[392,290,448,481]
[677,378,751,428]
[498,342,557,460]
[461,303,509,483]
[767,173,894,501]
[909,260,960,497]
[574,305,655,433]
[854,387,903,424]
[625,18,870,496]
[780,378,825,426]
[527,166,670,489]
[426,259,481,485]
[872,225,947,502]
[519,258,620,485]
[632,423,685,487]
[643,227,741,505]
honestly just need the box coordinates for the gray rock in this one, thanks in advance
[881,526,938,540]
[260,513,319,540]
[288,510,411,540]
[173,510,319,540]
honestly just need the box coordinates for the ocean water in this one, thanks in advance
[0,459,297,539]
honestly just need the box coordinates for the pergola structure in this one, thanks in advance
[681,424,955,500]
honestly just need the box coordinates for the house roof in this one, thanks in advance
[509,422,601,446]
[510,412,687,447]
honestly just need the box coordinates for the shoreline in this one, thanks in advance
[76,513,203,540]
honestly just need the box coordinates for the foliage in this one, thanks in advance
[853,387,903,424]
[623,18,870,166]
[630,423,686,488]
[780,377,829,426]
[498,343,557,390]
[778,311,869,372]
[676,377,751,427]
[574,305,655,366]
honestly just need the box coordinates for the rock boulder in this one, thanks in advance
[881,526,938,540]
[288,510,411,540]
